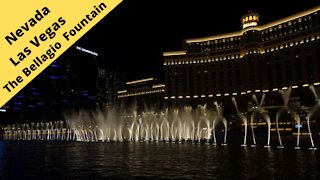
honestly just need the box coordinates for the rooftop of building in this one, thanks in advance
[163,5,320,57]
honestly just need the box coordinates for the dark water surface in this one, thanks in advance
[0,140,319,179]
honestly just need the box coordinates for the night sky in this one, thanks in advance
[75,0,319,82]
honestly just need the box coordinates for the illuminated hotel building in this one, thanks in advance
[163,6,320,109]
[117,78,165,111]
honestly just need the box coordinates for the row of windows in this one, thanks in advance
[166,76,320,96]
[261,14,316,35]
[262,20,314,41]
[164,54,241,66]
[264,34,320,53]
[263,30,317,46]
[166,36,320,66]
[163,84,318,99]
[187,37,241,53]
[165,46,320,95]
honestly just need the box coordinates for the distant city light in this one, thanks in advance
[0,109,6,112]
[76,46,98,56]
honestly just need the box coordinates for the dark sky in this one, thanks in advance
[75,0,319,82]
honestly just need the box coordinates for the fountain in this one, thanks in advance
[2,92,319,151]
[307,85,320,150]
[212,101,227,146]
[232,97,248,147]
[250,93,271,148]
[276,87,294,149]
[197,104,211,143]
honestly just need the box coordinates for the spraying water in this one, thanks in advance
[232,97,247,146]
[251,93,271,148]
[212,101,227,146]
[307,85,320,150]
[276,87,293,148]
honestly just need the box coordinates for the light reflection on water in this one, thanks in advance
[0,141,319,179]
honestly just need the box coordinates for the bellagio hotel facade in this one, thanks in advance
[163,6,320,109]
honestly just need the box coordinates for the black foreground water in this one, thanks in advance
[0,140,319,179]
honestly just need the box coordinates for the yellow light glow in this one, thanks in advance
[152,84,166,88]
[186,32,242,43]
[163,51,187,56]
[118,89,165,98]
[117,90,127,94]
[126,78,154,85]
